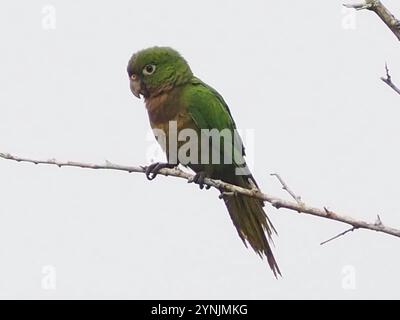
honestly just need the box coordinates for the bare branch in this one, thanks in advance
[344,2,373,10]
[344,0,400,41]
[320,227,359,245]
[380,63,400,95]
[320,213,386,245]
[1,152,400,240]
[270,173,302,204]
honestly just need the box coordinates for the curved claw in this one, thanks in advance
[145,162,175,180]
[192,172,211,190]
[145,163,160,180]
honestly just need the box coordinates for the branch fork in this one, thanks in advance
[380,63,400,95]
[344,0,400,41]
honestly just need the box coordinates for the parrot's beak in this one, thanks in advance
[130,75,142,99]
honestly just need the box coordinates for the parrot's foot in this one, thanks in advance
[192,171,211,190]
[145,162,176,180]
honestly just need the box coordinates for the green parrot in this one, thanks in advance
[127,47,280,276]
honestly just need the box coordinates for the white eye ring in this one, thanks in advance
[143,64,156,75]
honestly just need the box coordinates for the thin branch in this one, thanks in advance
[320,214,385,245]
[270,173,302,204]
[320,226,359,245]
[380,63,400,95]
[344,2,374,10]
[1,152,400,240]
[344,0,400,41]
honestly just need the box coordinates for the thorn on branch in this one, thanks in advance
[324,206,334,217]
[324,207,331,214]
[380,63,400,96]
[375,214,383,226]
[384,62,391,80]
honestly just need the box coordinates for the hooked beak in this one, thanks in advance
[130,74,142,99]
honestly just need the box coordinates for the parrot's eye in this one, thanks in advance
[143,64,156,75]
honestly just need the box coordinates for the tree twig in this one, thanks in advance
[320,226,359,245]
[344,0,400,41]
[1,151,400,240]
[380,63,400,95]
[320,213,385,245]
[270,173,302,204]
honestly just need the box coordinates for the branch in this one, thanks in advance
[1,152,400,240]
[270,173,302,204]
[320,226,359,245]
[344,0,400,41]
[380,63,400,95]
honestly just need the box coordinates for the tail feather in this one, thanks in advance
[222,175,281,277]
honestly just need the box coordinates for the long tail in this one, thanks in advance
[222,174,281,277]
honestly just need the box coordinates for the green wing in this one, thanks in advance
[182,77,245,166]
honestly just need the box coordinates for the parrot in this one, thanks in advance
[127,47,280,276]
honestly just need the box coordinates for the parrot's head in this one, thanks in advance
[127,46,193,99]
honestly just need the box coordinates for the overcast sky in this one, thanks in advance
[0,0,399,299]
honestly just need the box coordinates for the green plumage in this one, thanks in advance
[128,47,280,276]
